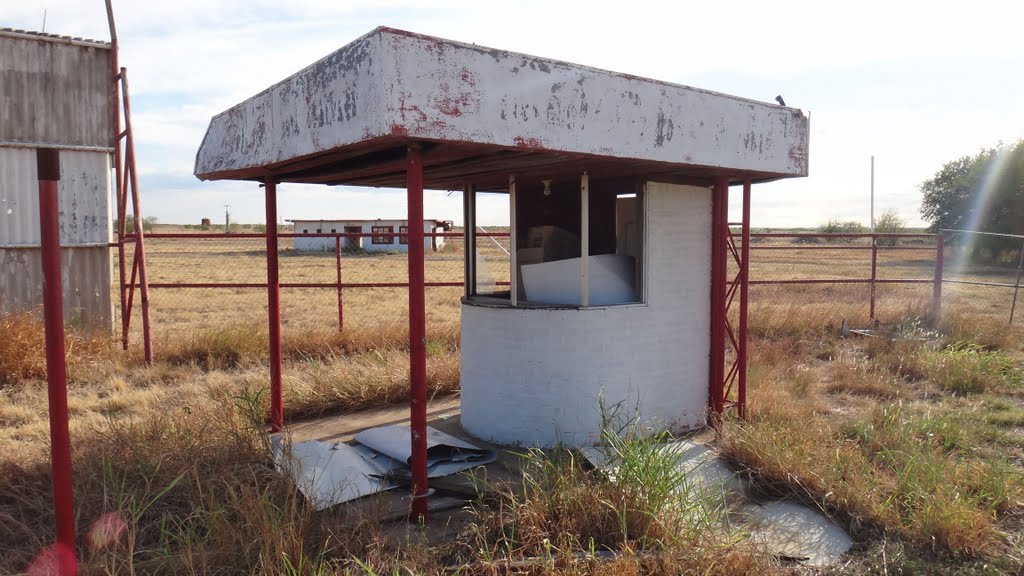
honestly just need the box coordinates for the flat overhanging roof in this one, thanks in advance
[194,27,809,190]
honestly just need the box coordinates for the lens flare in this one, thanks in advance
[949,147,1014,278]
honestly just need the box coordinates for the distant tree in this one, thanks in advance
[874,209,906,247]
[818,219,865,243]
[116,215,158,234]
[920,141,1024,261]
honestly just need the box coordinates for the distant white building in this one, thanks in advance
[287,219,453,253]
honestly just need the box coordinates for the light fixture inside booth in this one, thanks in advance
[542,179,552,196]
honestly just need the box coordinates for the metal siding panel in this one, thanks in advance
[0,34,113,147]
[0,148,112,246]
[0,147,37,245]
[0,246,112,328]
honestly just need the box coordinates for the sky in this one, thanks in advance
[5,0,1023,228]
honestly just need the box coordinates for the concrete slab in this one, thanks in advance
[745,500,854,567]
[284,400,852,567]
[581,439,744,499]
[580,437,852,567]
[286,396,461,444]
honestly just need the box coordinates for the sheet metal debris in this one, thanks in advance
[271,436,396,510]
[272,425,496,509]
[356,424,497,478]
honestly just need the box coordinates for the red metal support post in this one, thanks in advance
[120,68,153,365]
[265,180,284,433]
[406,145,430,522]
[37,149,79,575]
[105,1,129,352]
[342,234,350,332]
[932,234,944,326]
[738,179,751,419]
[708,176,729,418]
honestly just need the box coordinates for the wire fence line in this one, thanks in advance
[118,231,509,340]
[116,231,1022,344]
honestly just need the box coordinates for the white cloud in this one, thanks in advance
[5,0,1023,227]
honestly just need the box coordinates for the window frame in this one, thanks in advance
[399,225,409,245]
[371,225,394,245]
[503,176,646,308]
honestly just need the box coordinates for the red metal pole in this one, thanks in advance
[738,179,751,420]
[869,237,878,319]
[932,234,944,325]
[120,68,153,365]
[709,176,729,417]
[406,145,429,522]
[265,180,284,433]
[37,149,79,575]
[336,235,344,332]
[106,3,129,351]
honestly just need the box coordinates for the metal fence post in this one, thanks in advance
[336,235,344,332]
[932,234,944,325]
[1010,238,1024,325]
[869,236,877,319]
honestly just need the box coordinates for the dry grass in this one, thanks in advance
[469,457,771,574]
[0,310,114,387]
[2,234,1024,574]
[718,305,1024,566]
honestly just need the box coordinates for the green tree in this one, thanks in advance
[874,209,906,247]
[920,141,1024,260]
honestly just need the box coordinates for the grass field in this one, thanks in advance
[126,227,1019,338]
[2,227,1023,574]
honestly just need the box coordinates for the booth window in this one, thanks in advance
[372,226,393,245]
[511,176,644,306]
[399,225,409,245]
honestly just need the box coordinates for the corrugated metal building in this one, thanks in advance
[0,28,114,327]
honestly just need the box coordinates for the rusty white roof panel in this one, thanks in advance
[195,27,809,188]
[0,28,111,49]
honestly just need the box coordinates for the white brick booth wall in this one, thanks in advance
[459,182,711,447]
